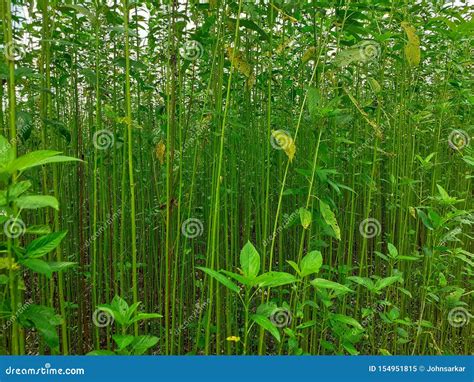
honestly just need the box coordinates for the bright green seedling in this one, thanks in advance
[198,241,298,353]
[88,295,162,355]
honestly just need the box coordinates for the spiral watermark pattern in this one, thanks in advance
[93,129,115,150]
[447,307,470,328]
[3,42,25,61]
[92,308,114,328]
[181,218,204,239]
[448,129,470,151]
[270,130,292,151]
[359,218,381,239]
[179,40,203,61]
[270,308,292,328]
[3,217,26,238]
[358,40,381,63]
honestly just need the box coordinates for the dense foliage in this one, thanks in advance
[0,0,472,356]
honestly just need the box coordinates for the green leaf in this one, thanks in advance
[8,150,80,173]
[239,241,260,279]
[26,231,68,258]
[331,314,363,330]
[375,275,402,291]
[19,304,62,351]
[416,209,434,230]
[387,243,398,258]
[286,260,300,276]
[16,195,59,211]
[87,350,116,356]
[299,207,312,229]
[130,335,159,355]
[0,135,14,168]
[129,313,163,325]
[112,334,135,351]
[197,267,240,293]
[319,200,341,240]
[347,276,375,291]
[220,270,252,287]
[307,87,320,119]
[25,225,52,235]
[48,261,77,272]
[310,278,353,293]
[300,250,322,277]
[8,181,32,200]
[19,258,52,278]
[251,314,280,342]
[254,271,297,287]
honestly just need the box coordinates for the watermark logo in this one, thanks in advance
[270,130,293,151]
[3,42,25,61]
[3,217,26,238]
[93,129,115,150]
[448,129,470,151]
[92,308,114,328]
[270,307,292,328]
[447,307,470,328]
[358,40,381,62]
[359,218,381,239]
[181,218,204,239]
[179,40,203,61]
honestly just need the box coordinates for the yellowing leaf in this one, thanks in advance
[319,200,341,240]
[275,38,293,55]
[299,207,312,229]
[368,77,381,94]
[401,22,420,67]
[226,46,253,78]
[272,130,296,163]
[155,141,166,165]
[226,336,240,342]
[302,46,317,63]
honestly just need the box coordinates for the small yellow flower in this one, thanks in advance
[226,336,240,342]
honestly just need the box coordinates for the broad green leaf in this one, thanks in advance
[307,87,320,119]
[254,271,297,288]
[0,135,14,168]
[48,261,77,272]
[387,243,398,258]
[256,302,278,317]
[16,195,59,211]
[8,181,31,200]
[299,207,312,229]
[311,278,353,293]
[26,231,68,258]
[319,200,341,240]
[375,275,402,291]
[130,335,159,355]
[25,225,52,234]
[251,314,280,342]
[19,305,62,351]
[286,260,300,276]
[416,209,433,230]
[112,334,134,351]
[347,276,375,291]
[87,350,116,356]
[129,313,163,325]
[197,267,240,293]
[110,295,129,318]
[300,250,322,277]
[331,314,363,330]
[221,270,252,286]
[239,241,260,279]
[19,258,52,278]
[8,150,80,173]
